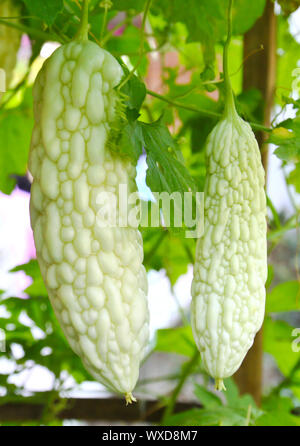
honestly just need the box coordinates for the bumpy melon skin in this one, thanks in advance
[28,40,149,397]
[191,112,267,382]
[0,0,21,88]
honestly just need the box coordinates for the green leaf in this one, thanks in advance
[117,73,146,161]
[263,393,294,413]
[264,316,300,376]
[139,118,198,234]
[224,378,259,415]
[12,260,48,297]
[236,88,263,122]
[120,73,146,112]
[107,24,143,57]
[142,118,196,194]
[258,395,300,426]
[200,41,216,92]
[232,0,266,35]
[165,406,253,426]
[24,278,48,298]
[25,299,49,331]
[256,412,300,426]
[266,264,274,290]
[153,0,266,43]
[1,295,28,318]
[266,281,300,313]
[169,379,260,426]
[22,0,64,26]
[0,90,33,194]
[287,162,300,192]
[154,0,224,43]
[190,116,217,153]
[155,326,195,357]
[194,384,223,408]
[112,0,146,11]
[142,229,193,285]
[12,260,41,280]
[120,117,144,161]
[277,17,300,106]
[269,119,300,162]
[5,327,34,343]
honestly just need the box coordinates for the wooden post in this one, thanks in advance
[233,0,276,406]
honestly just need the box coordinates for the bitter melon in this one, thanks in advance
[28,36,149,402]
[191,0,267,390]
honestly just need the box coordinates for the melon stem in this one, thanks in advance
[223,0,237,120]
[75,0,89,41]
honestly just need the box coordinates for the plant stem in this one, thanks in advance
[266,195,281,229]
[223,0,237,118]
[138,373,180,385]
[117,0,152,90]
[146,89,271,133]
[245,404,252,426]
[0,18,64,42]
[267,214,296,242]
[75,0,89,41]
[162,349,199,423]
[147,88,220,118]
[100,1,112,44]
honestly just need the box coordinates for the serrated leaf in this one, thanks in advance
[194,384,223,408]
[142,118,196,194]
[139,118,198,234]
[224,378,258,414]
